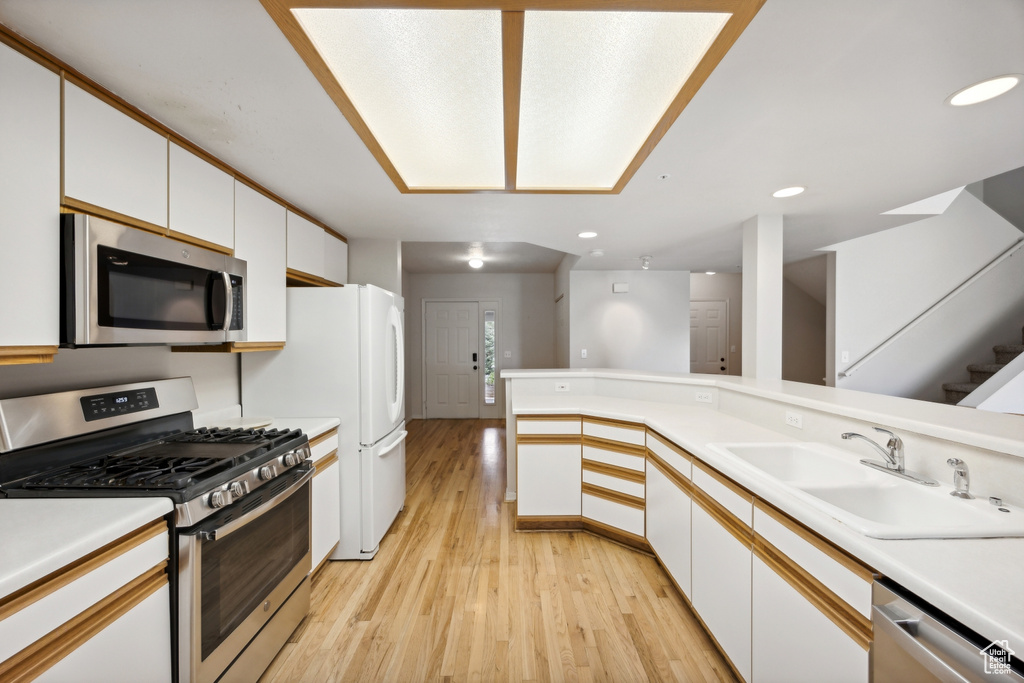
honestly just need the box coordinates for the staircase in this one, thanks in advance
[942,326,1024,404]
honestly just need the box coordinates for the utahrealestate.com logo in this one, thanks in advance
[981,640,1016,675]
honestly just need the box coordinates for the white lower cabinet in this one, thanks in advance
[313,455,341,569]
[645,459,692,599]
[691,502,752,682]
[517,442,581,517]
[751,557,868,683]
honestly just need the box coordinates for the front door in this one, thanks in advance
[425,301,480,418]
[690,300,729,374]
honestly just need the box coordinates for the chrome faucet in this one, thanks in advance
[841,427,938,486]
[947,458,974,499]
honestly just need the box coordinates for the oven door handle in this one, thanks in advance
[192,465,314,542]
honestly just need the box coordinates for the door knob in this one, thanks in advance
[473,366,478,370]
[720,357,725,362]
[720,366,726,371]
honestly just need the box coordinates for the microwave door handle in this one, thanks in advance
[219,271,233,331]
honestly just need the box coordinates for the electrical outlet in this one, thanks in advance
[581,348,588,359]
[555,382,570,392]
[786,410,803,429]
[695,390,713,403]
[504,351,511,358]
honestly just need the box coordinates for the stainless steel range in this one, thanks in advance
[0,378,312,683]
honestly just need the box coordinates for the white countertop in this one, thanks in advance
[512,393,1024,648]
[0,497,172,598]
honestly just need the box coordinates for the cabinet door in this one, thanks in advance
[234,182,287,342]
[168,142,234,249]
[63,82,167,229]
[645,460,692,599]
[691,504,752,682]
[286,211,325,278]
[312,457,341,569]
[752,556,868,683]
[517,443,581,517]
[324,233,348,284]
[0,43,60,351]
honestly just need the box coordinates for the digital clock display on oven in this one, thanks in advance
[80,387,160,422]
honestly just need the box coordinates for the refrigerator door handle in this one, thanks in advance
[386,303,405,425]
[377,430,408,457]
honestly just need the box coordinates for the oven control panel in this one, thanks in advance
[80,387,160,422]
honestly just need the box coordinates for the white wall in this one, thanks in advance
[404,272,555,419]
[554,254,578,368]
[347,238,402,292]
[830,189,1024,399]
[0,347,240,423]
[690,272,742,376]
[782,279,826,385]
[569,270,690,373]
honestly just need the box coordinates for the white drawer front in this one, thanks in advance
[646,433,692,480]
[517,418,581,436]
[582,469,645,499]
[754,506,872,618]
[583,445,644,472]
[693,464,752,527]
[583,493,645,537]
[583,419,645,446]
[0,531,168,661]
[310,431,339,463]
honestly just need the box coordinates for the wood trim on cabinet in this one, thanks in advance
[501,10,524,191]
[754,535,873,651]
[314,450,339,475]
[693,460,753,503]
[0,562,168,683]
[61,197,168,237]
[580,519,651,554]
[516,414,581,422]
[516,434,581,446]
[171,341,286,354]
[690,483,753,548]
[582,435,647,458]
[286,268,343,288]
[582,482,645,510]
[0,346,58,365]
[0,519,167,623]
[515,515,583,531]
[754,500,877,583]
[0,24,60,73]
[309,429,339,448]
[646,450,693,495]
[582,415,646,432]
[582,459,646,485]
[166,228,234,256]
[647,429,695,461]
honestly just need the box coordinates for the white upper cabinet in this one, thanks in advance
[0,43,60,354]
[168,143,234,249]
[63,81,168,229]
[324,233,348,284]
[234,182,287,343]
[286,211,325,278]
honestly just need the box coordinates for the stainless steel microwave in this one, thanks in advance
[60,213,246,347]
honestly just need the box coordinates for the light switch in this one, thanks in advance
[581,348,588,359]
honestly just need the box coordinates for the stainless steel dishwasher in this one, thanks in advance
[873,579,1023,682]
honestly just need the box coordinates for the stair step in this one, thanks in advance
[994,344,1024,364]
[942,382,979,405]
[967,362,1006,383]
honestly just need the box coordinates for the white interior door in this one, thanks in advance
[425,301,480,418]
[690,300,729,374]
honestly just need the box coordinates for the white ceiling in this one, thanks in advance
[1,0,1022,274]
[402,241,566,274]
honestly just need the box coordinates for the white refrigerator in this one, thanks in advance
[241,285,406,559]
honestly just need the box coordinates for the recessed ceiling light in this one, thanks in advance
[578,231,598,239]
[773,186,805,198]
[468,258,484,269]
[948,75,1020,106]
[705,271,716,275]
[590,249,605,257]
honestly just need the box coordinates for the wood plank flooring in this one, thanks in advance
[260,419,736,682]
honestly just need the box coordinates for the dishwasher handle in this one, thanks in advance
[873,603,975,683]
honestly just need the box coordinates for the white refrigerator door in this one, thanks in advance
[359,284,405,446]
[361,424,407,553]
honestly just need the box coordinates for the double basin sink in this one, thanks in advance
[706,442,1024,539]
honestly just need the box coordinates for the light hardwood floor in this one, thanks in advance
[260,419,736,682]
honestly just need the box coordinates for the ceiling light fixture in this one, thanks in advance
[578,231,598,239]
[468,258,484,269]
[590,249,604,257]
[948,75,1021,106]
[705,271,716,275]
[772,186,805,198]
[270,1,763,194]
[640,256,652,270]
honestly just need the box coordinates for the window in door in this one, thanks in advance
[484,310,495,405]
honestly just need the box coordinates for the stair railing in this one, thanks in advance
[840,237,1024,379]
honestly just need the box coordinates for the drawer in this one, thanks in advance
[309,428,339,463]
[646,430,692,480]
[583,444,644,472]
[693,461,753,527]
[517,415,581,436]
[582,416,645,446]
[582,467,645,499]
[754,502,874,618]
[583,492,645,537]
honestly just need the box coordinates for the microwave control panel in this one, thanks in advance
[81,387,160,422]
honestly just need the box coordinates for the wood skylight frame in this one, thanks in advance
[261,0,766,194]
